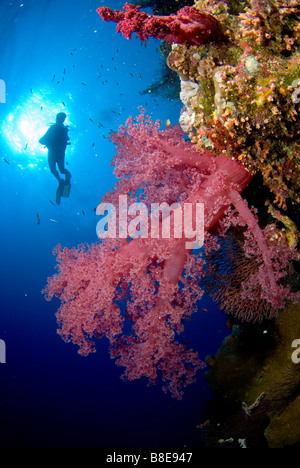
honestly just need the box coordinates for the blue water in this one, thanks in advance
[0,0,229,448]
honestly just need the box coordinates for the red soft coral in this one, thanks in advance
[97,3,224,46]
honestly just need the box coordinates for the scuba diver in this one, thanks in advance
[39,112,71,204]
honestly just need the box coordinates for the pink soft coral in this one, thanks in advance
[43,111,298,398]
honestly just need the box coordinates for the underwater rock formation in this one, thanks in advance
[204,300,300,448]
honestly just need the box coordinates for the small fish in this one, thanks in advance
[50,218,59,223]
[102,134,106,139]
[51,74,55,81]
[3,158,9,165]
[165,119,171,127]
[24,143,28,150]
[140,73,143,79]
[98,122,104,128]
[114,66,117,71]
[40,106,43,110]
[88,118,94,123]
[82,210,85,216]
[130,72,134,77]
[62,101,65,107]
[37,212,40,225]
[202,308,208,312]
[56,80,60,84]
[92,142,95,147]
[30,88,33,94]
[63,68,66,74]
[81,81,87,86]
[49,200,55,206]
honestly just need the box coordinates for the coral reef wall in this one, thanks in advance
[168,0,300,211]
[163,0,300,447]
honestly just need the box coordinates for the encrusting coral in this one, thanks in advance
[168,0,300,211]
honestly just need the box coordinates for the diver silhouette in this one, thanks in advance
[39,112,71,204]
[39,112,71,183]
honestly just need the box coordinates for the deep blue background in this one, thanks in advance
[0,0,229,448]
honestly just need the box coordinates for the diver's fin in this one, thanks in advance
[56,180,64,205]
[62,183,71,198]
